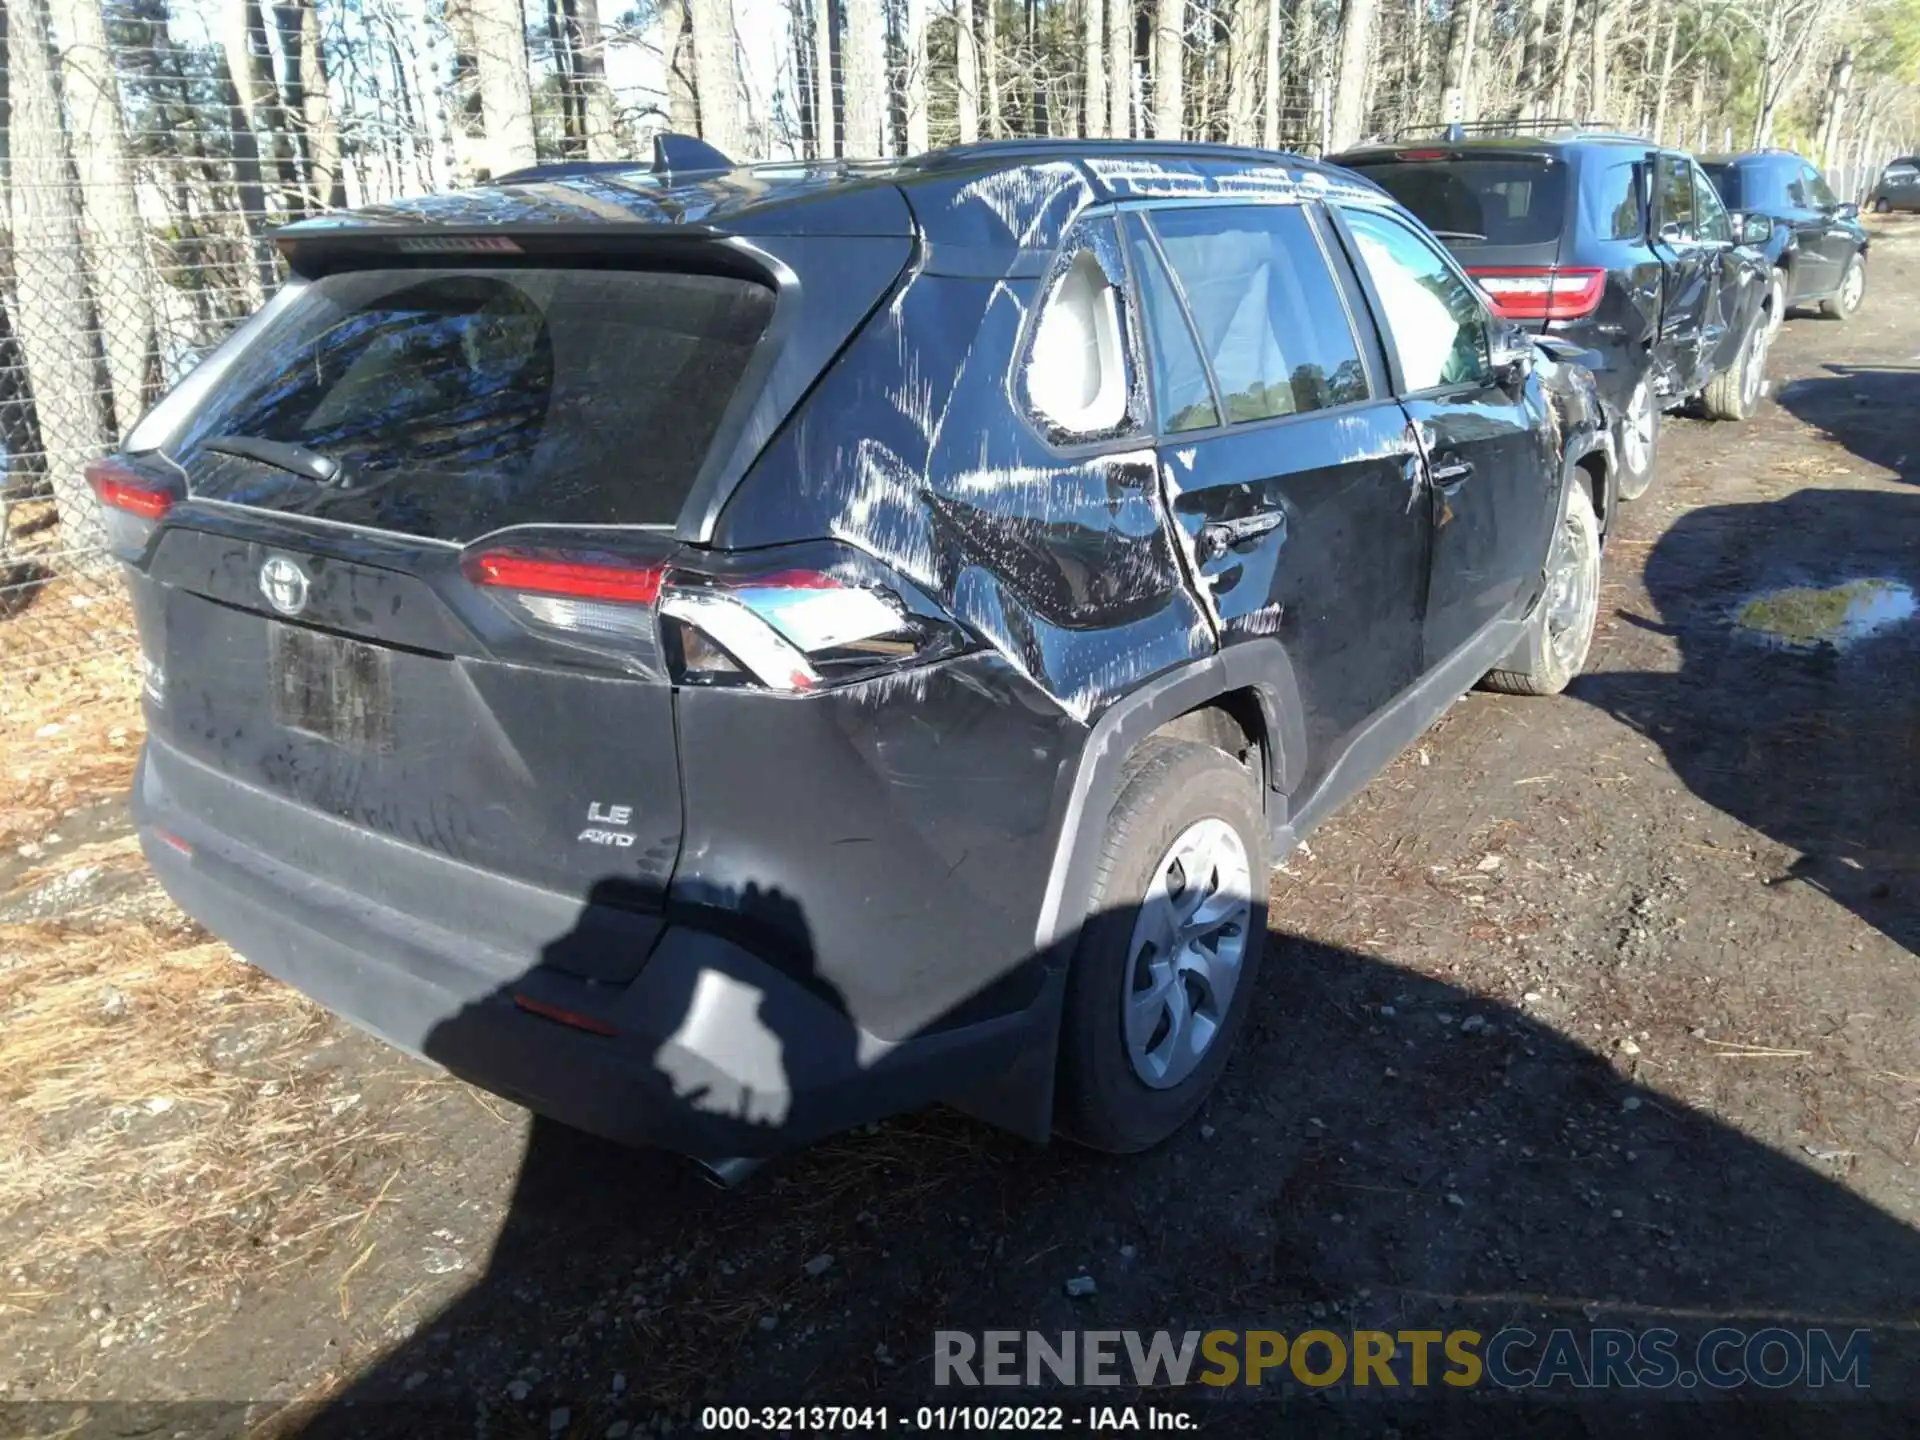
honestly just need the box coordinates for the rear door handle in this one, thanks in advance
[1431,459,1475,491]
[1197,510,1286,561]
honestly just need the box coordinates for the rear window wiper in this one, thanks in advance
[203,434,344,485]
[1428,229,1489,241]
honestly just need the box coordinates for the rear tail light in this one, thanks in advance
[1469,266,1607,322]
[85,458,181,560]
[461,538,970,692]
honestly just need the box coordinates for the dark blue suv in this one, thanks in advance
[1700,151,1870,328]
[1334,131,1774,503]
[93,138,1614,1171]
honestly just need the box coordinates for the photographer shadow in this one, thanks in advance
[287,868,1920,1435]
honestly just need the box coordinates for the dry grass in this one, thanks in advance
[0,640,427,1299]
[0,617,143,850]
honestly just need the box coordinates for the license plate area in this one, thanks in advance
[269,624,394,752]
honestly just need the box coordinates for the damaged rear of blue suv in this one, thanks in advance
[100,137,1614,1172]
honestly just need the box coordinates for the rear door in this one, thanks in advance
[1332,203,1552,668]
[128,263,783,975]
[1802,163,1858,284]
[1127,202,1430,804]
[1652,151,1714,392]
[1783,162,1838,296]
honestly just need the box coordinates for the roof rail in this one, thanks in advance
[490,132,737,187]
[909,137,1318,171]
[1394,117,1648,143]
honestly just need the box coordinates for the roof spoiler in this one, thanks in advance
[486,133,738,187]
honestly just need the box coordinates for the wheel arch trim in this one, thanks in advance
[1033,640,1305,954]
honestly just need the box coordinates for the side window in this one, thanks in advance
[1693,164,1733,243]
[1024,226,1133,439]
[1588,159,1645,241]
[1785,168,1811,207]
[1124,217,1219,432]
[1147,204,1370,424]
[1805,165,1839,209]
[1656,154,1696,239]
[1339,206,1492,393]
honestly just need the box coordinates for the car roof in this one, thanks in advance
[1699,150,1809,168]
[276,138,1391,269]
[1334,132,1652,164]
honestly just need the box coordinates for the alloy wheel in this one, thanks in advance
[1543,501,1598,676]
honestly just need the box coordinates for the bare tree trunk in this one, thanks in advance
[1261,0,1280,145]
[468,0,538,173]
[906,0,931,151]
[1107,0,1131,136]
[813,0,836,153]
[6,0,112,548]
[1152,0,1183,137]
[688,0,746,154]
[274,0,346,208]
[1329,0,1376,150]
[1437,0,1476,122]
[842,0,885,153]
[1516,0,1549,118]
[956,0,981,141]
[1815,46,1854,171]
[223,0,304,210]
[983,0,1001,137]
[1226,0,1262,143]
[1586,0,1608,122]
[1649,8,1676,142]
[567,0,618,158]
[1083,0,1107,136]
[1544,0,1576,117]
[45,0,156,438]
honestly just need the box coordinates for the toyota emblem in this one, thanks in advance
[259,554,311,617]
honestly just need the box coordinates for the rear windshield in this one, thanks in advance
[1699,163,1742,208]
[1345,157,1568,248]
[174,267,774,541]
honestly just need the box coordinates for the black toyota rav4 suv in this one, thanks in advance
[100,138,1614,1172]
[1332,130,1774,502]
[1699,151,1870,326]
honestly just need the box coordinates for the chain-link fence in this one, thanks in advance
[3,0,1911,671]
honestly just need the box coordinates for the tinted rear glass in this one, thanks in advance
[1700,163,1741,208]
[1345,158,1567,247]
[175,267,774,541]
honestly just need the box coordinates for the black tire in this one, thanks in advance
[1702,313,1769,421]
[1057,738,1268,1153]
[1612,377,1660,502]
[1483,482,1601,697]
[1821,251,1866,319]
[1767,267,1789,335]
[1873,198,1892,215]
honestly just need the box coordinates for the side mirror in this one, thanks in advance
[1834,201,1861,222]
[1738,212,1773,246]
[1488,323,1534,393]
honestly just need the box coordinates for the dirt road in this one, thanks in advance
[4,224,1918,1436]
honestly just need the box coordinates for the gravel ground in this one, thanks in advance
[3,221,1918,1439]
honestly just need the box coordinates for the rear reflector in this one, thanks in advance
[151,825,194,858]
[1469,266,1607,322]
[85,459,176,520]
[513,993,618,1036]
[462,547,664,605]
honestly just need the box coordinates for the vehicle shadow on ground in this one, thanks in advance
[1773,364,1920,484]
[286,878,1920,1435]
[1570,479,1918,956]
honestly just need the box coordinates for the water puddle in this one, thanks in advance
[1733,579,1917,651]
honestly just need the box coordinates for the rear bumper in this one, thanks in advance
[133,744,1041,1161]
